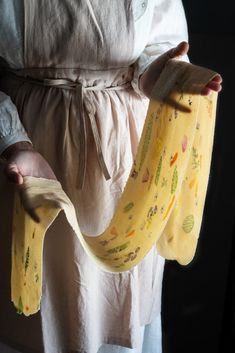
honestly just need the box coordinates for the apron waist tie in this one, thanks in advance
[4,71,131,189]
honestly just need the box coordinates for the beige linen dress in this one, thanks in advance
[0,1,188,352]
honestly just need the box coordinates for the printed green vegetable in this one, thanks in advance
[16,296,23,315]
[139,115,154,170]
[123,202,134,213]
[155,156,162,187]
[171,166,178,194]
[182,215,194,233]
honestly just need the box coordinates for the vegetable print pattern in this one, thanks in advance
[11,60,218,316]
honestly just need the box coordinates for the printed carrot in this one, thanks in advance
[126,230,136,237]
[110,227,118,236]
[170,152,178,166]
[163,195,176,220]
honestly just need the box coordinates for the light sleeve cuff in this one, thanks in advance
[0,92,32,155]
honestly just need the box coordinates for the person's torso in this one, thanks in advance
[0,0,154,69]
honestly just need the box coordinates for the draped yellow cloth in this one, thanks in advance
[11,60,218,316]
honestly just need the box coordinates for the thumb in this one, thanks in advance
[5,163,24,185]
[167,41,189,60]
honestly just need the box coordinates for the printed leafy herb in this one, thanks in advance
[16,296,23,315]
[192,147,200,169]
[139,115,154,170]
[108,241,130,254]
[123,202,134,213]
[155,156,162,187]
[171,167,178,194]
[25,247,30,273]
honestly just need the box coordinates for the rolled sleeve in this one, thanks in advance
[0,92,31,155]
[131,0,189,96]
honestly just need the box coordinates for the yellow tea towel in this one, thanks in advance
[11,59,218,315]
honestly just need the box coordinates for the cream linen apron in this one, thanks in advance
[0,1,164,352]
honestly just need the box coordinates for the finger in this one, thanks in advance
[206,81,222,92]
[211,74,223,83]
[201,80,222,96]
[201,86,213,96]
[5,163,24,185]
[168,41,189,59]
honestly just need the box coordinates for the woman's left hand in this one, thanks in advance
[139,41,222,98]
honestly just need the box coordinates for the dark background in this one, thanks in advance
[162,1,235,353]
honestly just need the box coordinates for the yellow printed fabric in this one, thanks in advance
[11,60,218,316]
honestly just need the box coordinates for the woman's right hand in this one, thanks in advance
[2,141,57,222]
[2,142,56,184]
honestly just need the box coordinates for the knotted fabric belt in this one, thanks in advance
[4,70,131,189]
